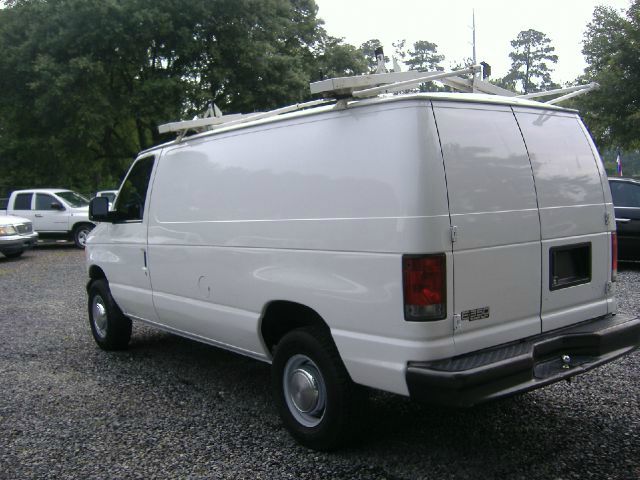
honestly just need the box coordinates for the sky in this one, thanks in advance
[314,0,632,84]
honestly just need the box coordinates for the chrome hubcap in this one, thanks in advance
[77,229,89,247]
[283,354,326,427]
[92,295,108,338]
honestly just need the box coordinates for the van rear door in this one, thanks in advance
[432,102,542,355]
[514,108,612,332]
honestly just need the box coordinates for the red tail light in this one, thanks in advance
[611,232,618,282]
[403,254,446,321]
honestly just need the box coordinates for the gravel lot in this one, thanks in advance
[0,247,638,480]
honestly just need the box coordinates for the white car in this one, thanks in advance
[0,215,38,258]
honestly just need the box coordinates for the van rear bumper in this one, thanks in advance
[406,314,640,407]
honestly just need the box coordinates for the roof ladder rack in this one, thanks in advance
[159,98,333,141]
[309,64,516,98]
[158,59,600,141]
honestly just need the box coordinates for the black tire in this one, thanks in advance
[271,326,362,451]
[88,279,131,350]
[3,250,24,258]
[73,223,94,249]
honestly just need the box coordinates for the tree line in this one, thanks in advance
[0,0,638,196]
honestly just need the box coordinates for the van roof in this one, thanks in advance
[141,92,576,157]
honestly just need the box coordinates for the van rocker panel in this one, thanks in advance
[406,313,639,407]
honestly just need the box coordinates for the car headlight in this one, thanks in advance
[0,225,17,236]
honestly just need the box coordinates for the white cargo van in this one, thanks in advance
[85,69,639,450]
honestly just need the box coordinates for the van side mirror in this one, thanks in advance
[50,201,65,211]
[89,197,110,222]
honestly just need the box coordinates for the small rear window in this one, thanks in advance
[14,193,32,210]
[550,243,591,290]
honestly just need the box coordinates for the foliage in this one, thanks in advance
[504,29,558,94]
[359,39,387,73]
[600,148,640,179]
[0,0,366,194]
[572,3,640,152]
[405,40,444,72]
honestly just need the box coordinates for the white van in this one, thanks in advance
[85,72,639,450]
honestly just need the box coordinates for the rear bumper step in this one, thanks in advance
[406,314,640,407]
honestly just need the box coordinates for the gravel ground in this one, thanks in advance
[0,247,638,480]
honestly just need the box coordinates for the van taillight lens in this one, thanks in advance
[403,254,446,321]
[611,232,618,282]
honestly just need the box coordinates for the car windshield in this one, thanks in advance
[56,191,89,207]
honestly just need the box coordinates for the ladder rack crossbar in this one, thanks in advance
[158,99,333,138]
[351,66,480,98]
[516,82,599,101]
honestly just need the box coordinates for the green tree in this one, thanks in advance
[359,39,387,73]
[505,29,558,93]
[405,40,444,72]
[0,0,362,193]
[572,4,640,151]
[314,35,368,79]
[405,40,445,92]
[392,39,408,63]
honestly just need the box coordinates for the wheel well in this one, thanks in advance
[260,301,331,354]
[87,266,107,292]
[72,221,94,233]
[88,265,106,280]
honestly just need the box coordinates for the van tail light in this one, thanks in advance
[403,254,446,321]
[611,232,618,282]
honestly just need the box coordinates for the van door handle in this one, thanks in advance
[142,249,148,275]
[615,218,631,224]
[35,214,43,218]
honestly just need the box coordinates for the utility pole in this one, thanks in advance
[472,9,477,65]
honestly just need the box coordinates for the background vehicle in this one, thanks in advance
[94,190,118,208]
[609,177,640,261]
[0,215,38,258]
[4,189,95,248]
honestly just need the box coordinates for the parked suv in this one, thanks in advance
[609,177,640,261]
[85,85,639,450]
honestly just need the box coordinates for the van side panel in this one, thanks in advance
[514,109,610,332]
[145,102,454,395]
[432,102,542,355]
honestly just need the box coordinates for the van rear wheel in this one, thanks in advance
[88,279,131,350]
[271,327,360,451]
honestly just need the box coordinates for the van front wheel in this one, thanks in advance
[88,279,131,350]
[271,327,359,451]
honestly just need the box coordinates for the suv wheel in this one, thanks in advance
[73,223,94,249]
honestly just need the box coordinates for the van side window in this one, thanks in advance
[114,156,155,221]
[14,193,32,210]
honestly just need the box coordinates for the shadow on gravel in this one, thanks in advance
[88,327,622,471]
[1,242,77,262]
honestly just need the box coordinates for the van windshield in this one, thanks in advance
[56,191,89,207]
